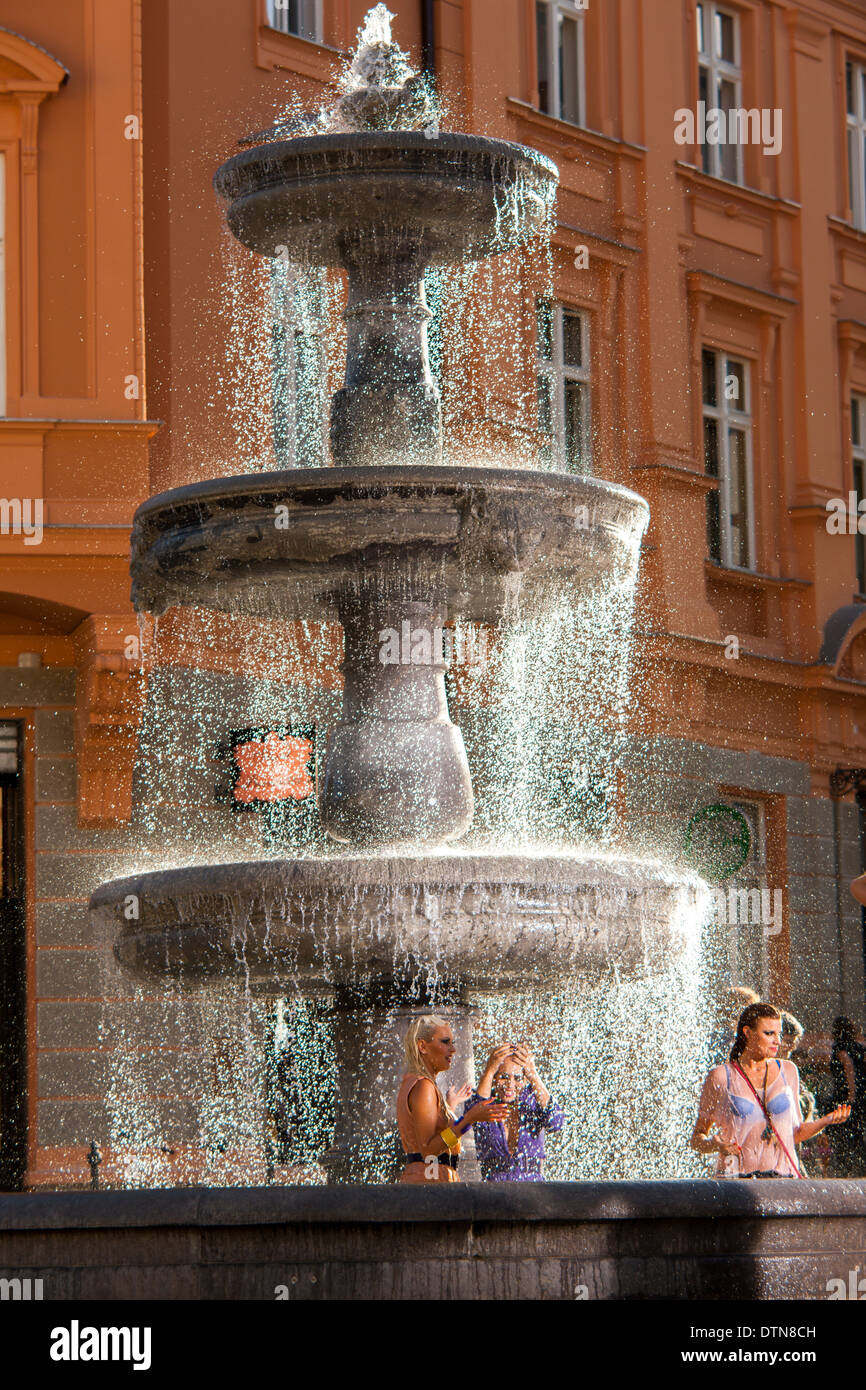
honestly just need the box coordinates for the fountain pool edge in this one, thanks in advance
[1,1181,864,1299]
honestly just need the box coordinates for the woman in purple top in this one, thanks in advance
[454,1043,564,1181]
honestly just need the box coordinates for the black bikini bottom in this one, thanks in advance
[404,1152,459,1169]
[738,1171,783,1178]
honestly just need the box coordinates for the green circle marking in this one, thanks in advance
[684,803,751,882]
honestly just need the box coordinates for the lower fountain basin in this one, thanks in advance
[129,466,650,622]
[91,853,707,991]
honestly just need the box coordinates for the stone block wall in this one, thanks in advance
[621,736,865,1029]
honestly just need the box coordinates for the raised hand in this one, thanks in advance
[512,1044,537,1080]
[484,1043,514,1074]
[468,1099,510,1125]
[446,1082,473,1110]
[822,1104,852,1126]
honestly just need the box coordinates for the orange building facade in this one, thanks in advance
[1,0,865,1189]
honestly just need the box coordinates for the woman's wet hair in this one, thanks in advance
[729,1003,781,1062]
[779,1009,804,1041]
[404,1014,455,1117]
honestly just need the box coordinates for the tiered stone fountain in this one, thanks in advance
[89,7,702,1182]
[1,6,858,1303]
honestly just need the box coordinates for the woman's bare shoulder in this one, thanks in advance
[403,1074,437,1103]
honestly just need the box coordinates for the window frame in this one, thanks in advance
[265,0,322,43]
[702,347,756,572]
[0,32,66,415]
[846,59,866,232]
[696,1,744,185]
[724,796,771,998]
[853,393,866,594]
[535,0,586,128]
[536,300,592,475]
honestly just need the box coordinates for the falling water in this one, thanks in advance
[93,5,723,1190]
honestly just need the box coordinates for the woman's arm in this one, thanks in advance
[690,1072,741,1158]
[785,1060,850,1143]
[840,1051,857,1105]
[475,1044,514,1099]
[407,1078,508,1154]
[515,1047,551,1109]
[794,1105,851,1144]
[538,1096,564,1132]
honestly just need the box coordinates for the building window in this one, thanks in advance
[266,0,320,42]
[536,0,585,127]
[853,395,866,594]
[536,300,591,474]
[847,61,866,231]
[696,2,742,183]
[703,348,754,570]
[725,798,771,999]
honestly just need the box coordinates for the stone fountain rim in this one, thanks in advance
[130,465,651,530]
[89,851,707,913]
[4,1180,865,1232]
[214,129,559,191]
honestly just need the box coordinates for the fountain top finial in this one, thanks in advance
[358,2,394,48]
[332,2,438,133]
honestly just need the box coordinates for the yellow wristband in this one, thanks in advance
[441,1126,459,1148]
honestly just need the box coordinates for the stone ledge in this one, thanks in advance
[2,1179,865,1230]
[3,1182,865,1299]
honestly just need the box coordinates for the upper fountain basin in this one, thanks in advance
[213,132,558,267]
[129,466,650,622]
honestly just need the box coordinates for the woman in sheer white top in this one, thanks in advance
[691,1003,850,1177]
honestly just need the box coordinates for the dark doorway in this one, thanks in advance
[0,721,26,1189]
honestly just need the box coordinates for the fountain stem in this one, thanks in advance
[318,589,473,846]
[322,995,479,1184]
[331,239,441,467]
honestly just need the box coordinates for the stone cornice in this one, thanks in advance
[505,98,647,162]
[685,269,797,317]
[675,161,800,218]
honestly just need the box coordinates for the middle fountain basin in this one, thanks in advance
[128,466,651,847]
[92,854,708,992]
[129,466,650,622]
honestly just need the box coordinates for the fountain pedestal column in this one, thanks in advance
[319,591,473,845]
[331,240,442,468]
[322,995,480,1184]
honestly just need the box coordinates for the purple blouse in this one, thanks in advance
[463,1086,565,1182]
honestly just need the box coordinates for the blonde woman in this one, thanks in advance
[396,1016,508,1184]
